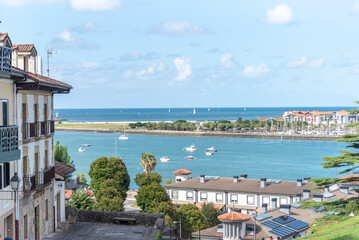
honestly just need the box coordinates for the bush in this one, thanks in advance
[94,196,124,211]
[136,184,170,212]
[67,187,94,210]
[178,204,208,237]
[135,172,162,187]
[201,203,221,227]
[155,232,162,240]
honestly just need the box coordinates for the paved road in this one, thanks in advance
[45,222,159,240]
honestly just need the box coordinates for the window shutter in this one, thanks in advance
[0,165,2,189]
[4,162,10,187]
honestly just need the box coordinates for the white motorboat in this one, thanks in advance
[205,151,214,156]
[78,147,86,152]
[185,156,194,159]
[160,156,170,162]
[82,144,91,147]
[119,134,128,140]
[206,146,217,152]
[184,146,197,152]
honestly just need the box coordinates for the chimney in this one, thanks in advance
[200,175,206,183]
[303,189,311,199]
[324,185,330,193]
[271,198,278,208]
[340,185,349,195]
[233,176,239,183]
[279,204,291,215]
[240,174,248,179]
[313,194,323,202]
[37,56,42,75]
[304,177,311,182]
[295,193,302,202]
[297,179,303,187]
[262,203,268,213]
[260,178,267,188]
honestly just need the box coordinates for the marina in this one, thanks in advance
[55,131,347,190]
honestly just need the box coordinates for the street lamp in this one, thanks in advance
[10,172,21,191]
[10,172,23,240]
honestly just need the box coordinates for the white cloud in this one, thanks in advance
[0,0,61,6]
[72,21,98,33]
[136,63,166,78]
[70,0,121,11]
[173,57,192,81]
[287,56,325,68]
[153,21,204,36]
[49,29,99,50]
[354,1,359,12]
[119,50,159,61]
[82,62,101,68]
[266,4,293,25]
[123,70,134,78]
[220,53,234,68]
[241,63,269,78]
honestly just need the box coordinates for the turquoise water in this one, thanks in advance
[55,131,348,189]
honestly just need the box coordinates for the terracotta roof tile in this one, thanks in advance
[339,174,359,184]
[172,169,192,174]
[218,212,251,222]
[65,190,72,199]
[12,44,36,53]
[55,162,76,177]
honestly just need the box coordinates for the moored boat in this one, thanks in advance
[206,146,217,152]
[78,147,86,152]
[160,156,170,162]
[185,156,194,159]
[205,151,213,156]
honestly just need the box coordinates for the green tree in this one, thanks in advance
[148,201,178,226]
[136,184,171,212]
[94,196,124,211]
[164,177,175,185]
[178,204,208,238]
[76,172,87,183]
[135,172,162,187]
[155,232,162,240]
[140,152,157,174]
[54,141,74,167]
[88,156,130,198]
[67,187,94,210]
[201,203,221,227]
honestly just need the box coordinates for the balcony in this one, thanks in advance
[23,121,55,141]
[0,46,12,73]
[0,126,20,163]
[34,166,55,191]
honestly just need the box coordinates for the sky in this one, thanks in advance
[1,0,359,108]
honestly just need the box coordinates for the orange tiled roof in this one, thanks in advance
[12,44,36,53]
[339,174,359,184]
[336,110,350,116]
[218,211,251,222]
[172,169,192,174]
[195,202,225,210]
[311,111,334,116]
[65,190,72,199]
[258,118,268,121]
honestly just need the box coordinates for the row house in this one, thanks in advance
[0,32,72,240]
[164,170,318,215]
[283,110,357,126]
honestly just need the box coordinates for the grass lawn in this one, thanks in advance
[299,216,359,240]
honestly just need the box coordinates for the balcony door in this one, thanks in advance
[1,99,8,127]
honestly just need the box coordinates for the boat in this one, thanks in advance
[160,156,170,162]
[82,144,91,147]
[78,147,86,152]
[184,144,197,152]
[206,147,217,152]
[185,156,194,159]
[205,151,214,156]
[119,135,128,140]
[169,108,171,113]
[193,108,196,115]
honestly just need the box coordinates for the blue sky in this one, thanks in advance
[1,0,359,108]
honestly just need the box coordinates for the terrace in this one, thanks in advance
[0,45,12,73]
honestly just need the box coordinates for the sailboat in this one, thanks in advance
[208,108,210,112]
[244,107,246,111]
[169,108,171,113]
[119,125,128,140]
[193,108,196,115]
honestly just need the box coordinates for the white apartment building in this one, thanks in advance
[165,171,318,215]
[0,32,72,240]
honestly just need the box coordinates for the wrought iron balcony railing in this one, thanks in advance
[0,46,12,73]
[0,126,20,163]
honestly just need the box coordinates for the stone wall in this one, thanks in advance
[66,207,164,226]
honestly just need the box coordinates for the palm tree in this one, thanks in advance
[140,152,157,174]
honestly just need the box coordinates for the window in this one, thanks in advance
[247,195,255,205]
[44,150,48,169]
[216,193,223,203]
[0,165,2,189]
[4,162,10,187]
[24,214,28,238]
[186,191,193,200]
[45,199,49,221]
[171,190,178,199]
[200,192,207,201]
[230,194,238,204]
[262,197,270,204]
[1,99,8,126]
[44,104,48,120]
[280,198,288,204]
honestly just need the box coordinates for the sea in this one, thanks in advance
[54,107,356,189]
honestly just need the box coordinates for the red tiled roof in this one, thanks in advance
[13,67,72,90]
[12,44,36,53]
[218,212,251,222]
[336,110,350,116]
[65,190,72,199]
[340,174,359,184]
[55,162,76,177]
[172,169,192,174]
[258,118,268,121]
